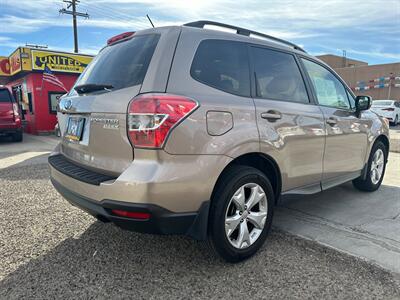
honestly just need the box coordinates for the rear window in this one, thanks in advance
[372,101,393,106]
[73,34,160,92]
[0,89,12,103]
[190,39,250,97]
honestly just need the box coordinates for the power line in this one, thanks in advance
[59,0,89,53]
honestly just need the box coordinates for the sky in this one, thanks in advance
[0,0,399,65]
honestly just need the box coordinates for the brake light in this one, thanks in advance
[382,108,395,111]
[111,209,150,220]
[127,93,198,149]
[107,31,135,45]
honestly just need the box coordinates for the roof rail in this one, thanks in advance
[184,20,306,53]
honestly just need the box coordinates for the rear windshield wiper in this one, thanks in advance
[74,83,114,94]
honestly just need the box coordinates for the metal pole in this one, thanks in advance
[72,0,78,53]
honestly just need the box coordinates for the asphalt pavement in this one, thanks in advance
[0,134,400,299]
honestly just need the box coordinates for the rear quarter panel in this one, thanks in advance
[164,27,259,158]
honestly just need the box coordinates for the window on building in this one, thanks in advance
[48,92,64,114]
[28,92,34,114]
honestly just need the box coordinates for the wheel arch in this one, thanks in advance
[210,152,282,204]
[374,134,390,157]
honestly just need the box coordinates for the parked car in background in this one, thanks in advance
[49,21,390,262]
[0,85,22,142]
[371,100,400,125]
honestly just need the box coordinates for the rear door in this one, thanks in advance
[300,58,368,184]
[58,28,180,174]
[250,46,325,192]
[0,89,14,125]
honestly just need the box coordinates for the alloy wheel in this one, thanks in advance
[224,183,268,249]
[370,149,385,185]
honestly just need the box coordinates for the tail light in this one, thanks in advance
[382,108,394,111]
[127,93,198,149]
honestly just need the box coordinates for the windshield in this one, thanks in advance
[72,34,160,94]
[372,100,393,106]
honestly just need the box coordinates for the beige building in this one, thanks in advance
[317,54,400,101]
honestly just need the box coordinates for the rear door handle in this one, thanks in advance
[261,110,282,121]
[326,118,337,126]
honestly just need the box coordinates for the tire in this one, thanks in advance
[208,165,274,262]
[352,141,387,192]
[395,115,399,125]
[12,130,23,142]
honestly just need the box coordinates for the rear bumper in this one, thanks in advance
[0,126,21,135]
[51,178,210,240]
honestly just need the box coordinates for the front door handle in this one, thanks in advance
[261,110,282,121]
[326,118,337,126]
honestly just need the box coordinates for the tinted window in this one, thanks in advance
[302,59,350,109]
[191,40,250,97]
[0,89,12,103]
[251,47,308,103]
[74,34,160,92]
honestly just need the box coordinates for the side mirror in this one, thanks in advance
[355,95,372,115]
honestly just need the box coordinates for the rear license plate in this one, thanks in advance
[65,116,85,141]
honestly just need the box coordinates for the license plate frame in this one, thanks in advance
[65,116,85,142]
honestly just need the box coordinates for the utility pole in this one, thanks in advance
[59,0,89,53]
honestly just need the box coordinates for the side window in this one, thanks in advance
[251,47,309,103]
[301,59,350,109]
[191,40,250,97]
[346,90,356,109]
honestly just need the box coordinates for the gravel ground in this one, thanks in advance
[1,161,400,299]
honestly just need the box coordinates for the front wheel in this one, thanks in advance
[353,141,387,192]
[208,165,274,262]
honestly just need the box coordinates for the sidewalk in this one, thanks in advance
[274,152,400,274]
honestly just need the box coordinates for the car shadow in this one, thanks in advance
[277,182,400,236]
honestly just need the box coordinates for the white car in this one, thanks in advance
[371,100,400,125]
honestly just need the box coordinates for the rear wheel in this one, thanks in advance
[353,141,387,192]
[208,165,274,262]
[12,130,23,142]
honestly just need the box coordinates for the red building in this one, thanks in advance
[0,47,92,134]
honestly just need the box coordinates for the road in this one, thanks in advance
[0,134,399,299]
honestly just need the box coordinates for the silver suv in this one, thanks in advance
[49,21,390,262]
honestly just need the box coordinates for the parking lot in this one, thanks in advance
[0,131,399,298]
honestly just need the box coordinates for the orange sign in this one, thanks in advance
[9,49,21,75]
[0,56,10,76]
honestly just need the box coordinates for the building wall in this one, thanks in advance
[317,54,368,68]
[7,72,79,134]
[335,63,400,100]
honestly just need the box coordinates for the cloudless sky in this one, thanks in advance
[0,0,399,65]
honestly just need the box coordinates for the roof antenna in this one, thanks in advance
[146,14,155,28]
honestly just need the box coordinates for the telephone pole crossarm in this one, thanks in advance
[59,0,89,53]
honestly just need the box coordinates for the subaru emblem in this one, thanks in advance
[64,100,72,110]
